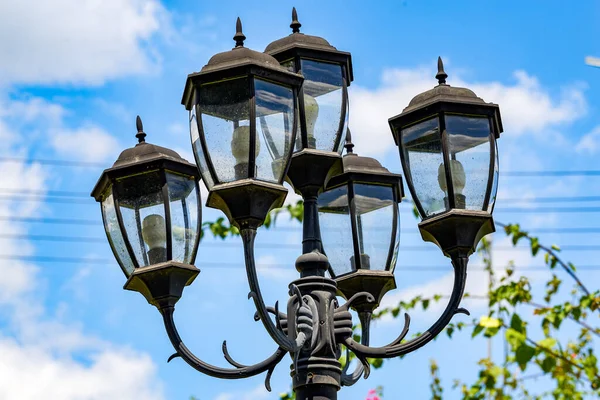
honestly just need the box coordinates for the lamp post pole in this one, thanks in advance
[92,9,503,400]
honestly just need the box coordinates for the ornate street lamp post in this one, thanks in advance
[92,12,502,400]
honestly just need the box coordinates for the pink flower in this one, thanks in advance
[366,389,381,400]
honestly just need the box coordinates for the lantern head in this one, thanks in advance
[91,117,201,309]
[182,18,304,229]
[318,132,403,312]
[265,7,353,193]
[388,57,503,257]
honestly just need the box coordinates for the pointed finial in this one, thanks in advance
[136,115,146,143]
[291,7,301,33]
[233,17,246,47]
[436,56,448,85]
[344,129,355,154]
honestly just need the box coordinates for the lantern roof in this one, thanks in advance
[324,130,404,201]
[91,116,198,202]
[389,57,503,144]
[265,7,337,54]
[182,17,303,110]
[264,8,354,85]
[403,57,487,114]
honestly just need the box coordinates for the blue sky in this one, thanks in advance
[0,0,599,399]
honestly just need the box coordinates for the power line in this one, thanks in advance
[3,216,600,240]
[1,234,599,252]
[4,188,600,205]
[0,216,98,225]
[4,192,600,206]
[502,170,600,177]
[2,156,600,177]
[0,188,89,197]
[497,207,600,213]
[0,195,91,204]
[0,157,105,168]
[2,254,600,271]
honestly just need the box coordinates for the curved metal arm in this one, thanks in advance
[241,229,301,352]
[344,255,469,359]
[341,311,371,386]
[161,306,286,383]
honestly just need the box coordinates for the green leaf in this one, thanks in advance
[516,344,536,370]
[422,299,430,310]
[472,324,484,338]
[505,328,526,348]
[479,316,501,328]
[510,313,525,334]
[530,237,540,256]
[541,356,557,373]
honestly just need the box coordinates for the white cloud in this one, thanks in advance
[576,125,600,154]
[0,95,123,163]
[0,0,168,85]
[256,254,296,282]
[50,125,121,163]
[0,338,163,400]
[472,71,586,135]
[349,63,587,157]
[213,384,272,400]
[0,97,165,399]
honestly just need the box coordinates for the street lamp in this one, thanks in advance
[265,7,353,255]
[91,116,201,308]
[389,57,503,258]
[319,129,403,313]
[92,12,503,400]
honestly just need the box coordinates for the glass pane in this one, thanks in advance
[318,185,354,277]
[102,191,135,277]
[401,117,447,217]
[198,77,251,183]
[487,139,499,212]
[116,171,167,267]
[335,97,350,154]
[446,116,492,211]
[353,184,397,271]
[190,106,214,189]
[255,78,295,183]
[300,59,344,152]
[166,172,200,264]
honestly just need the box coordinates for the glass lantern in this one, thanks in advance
[92,117,201,310]
[182,18,304,229]
[318,139,403,312]
[265,8,353,155]
[389,58,503,257]
[92,117,202,278]
[389,58,502,221]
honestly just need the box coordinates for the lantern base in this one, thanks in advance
[286,149,342,195]
[335,269,397,314]
[418,210,495,258]
[124,261,199,310]
[207,179,288,230]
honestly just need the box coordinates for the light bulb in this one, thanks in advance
[303,93,319,146]
[231,125,260,165]
[142,214,166,250]
[437,160,466,195]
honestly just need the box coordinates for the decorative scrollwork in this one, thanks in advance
[342,257,468,360]
[161,306,286,391]
[222,340,247,368]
